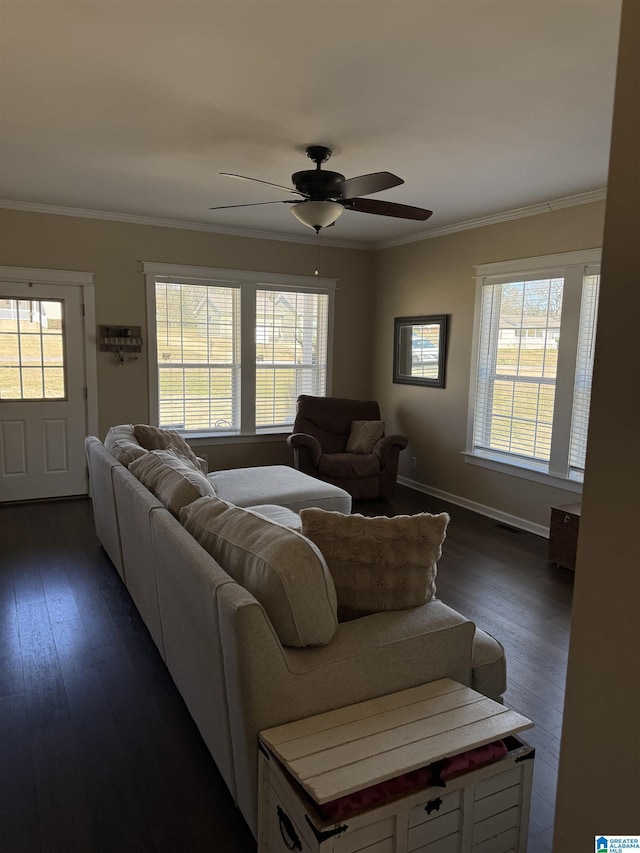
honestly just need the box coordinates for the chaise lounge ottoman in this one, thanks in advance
[208,464,352,514]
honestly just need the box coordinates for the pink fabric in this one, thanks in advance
[318,740,508,821]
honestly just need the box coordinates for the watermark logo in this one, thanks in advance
[596,838,640,852]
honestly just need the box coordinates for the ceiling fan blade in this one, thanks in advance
[220,172,303,196]
[209,200,296,210]
[336,171,404,200]
[342,197,433,221]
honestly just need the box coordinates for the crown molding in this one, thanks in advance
[474,247,602,277]
[0,199,369,251]
[375,188,608,249]
[0,188,607,253]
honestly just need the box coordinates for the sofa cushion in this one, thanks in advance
[318,452,380,480]
[181,497,338,647]
[104,423,147,466]
[128,449,215,517]
[134,423,200,468]
[300,508,449,620]
[244,504,301,529]
[208,465,352,514]
[345,420,385,454]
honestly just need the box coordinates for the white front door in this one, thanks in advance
[0,281,89,501]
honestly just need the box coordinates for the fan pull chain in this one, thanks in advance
[315,228,320,276]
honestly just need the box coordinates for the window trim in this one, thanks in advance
[143,261,336,436]
[466,248,601,487]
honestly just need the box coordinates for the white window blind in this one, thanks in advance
[255,289,328,430]
[155,280,241,431]
[145,263,335,436]
[473,277,563,468]
[469,250,601,484]
[569,272,600,475]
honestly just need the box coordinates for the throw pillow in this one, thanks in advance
[345,420,385,454]
[180,497,338,647]
[300,508,450,620]
[104,423,147,466]
[134,423,200,468]
[128,449,215,517]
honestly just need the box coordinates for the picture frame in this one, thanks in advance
[393,314,448,388]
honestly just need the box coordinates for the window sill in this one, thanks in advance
[185,429,290,447]
[462,451,583,494]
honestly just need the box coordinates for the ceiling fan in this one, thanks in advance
[210,145,433,233]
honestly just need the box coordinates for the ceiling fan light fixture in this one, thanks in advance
[291,200,344,232]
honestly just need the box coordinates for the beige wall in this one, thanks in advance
[0,197,608,523]
[555,1,640,846]
[372,201,606,530]
[0,209,374,466]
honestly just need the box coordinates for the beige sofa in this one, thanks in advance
[85,430,506,837]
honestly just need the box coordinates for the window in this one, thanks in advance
[467,249,601,484]
[144,263,334,435]
[0,297,66,400]
[154,280,240,431]
[568,273,600,474]
[255,289,329,429]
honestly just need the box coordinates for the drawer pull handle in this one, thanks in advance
[277,805,302,851]
[425,797,443,814]
[563,515,572,524]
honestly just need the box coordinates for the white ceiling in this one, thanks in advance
[0,0,622,248]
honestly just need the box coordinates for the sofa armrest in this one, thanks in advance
[286,432,322,469]
[85,436,124,576]
[373,433,409,466]
[283,601,474,684]
[219,590,475,832]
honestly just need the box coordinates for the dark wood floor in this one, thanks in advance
[0,487,573,853]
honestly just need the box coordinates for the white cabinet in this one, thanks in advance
[258,679,534,853]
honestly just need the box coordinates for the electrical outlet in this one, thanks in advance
[411,456,417,469]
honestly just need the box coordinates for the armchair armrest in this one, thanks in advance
[286,432,322,468]
[373,433,408,466]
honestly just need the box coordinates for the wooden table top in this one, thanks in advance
[259,678,533,804]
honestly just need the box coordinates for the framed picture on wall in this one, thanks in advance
[393,314,448,388]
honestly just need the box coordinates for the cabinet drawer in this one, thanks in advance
[260,702,534,853]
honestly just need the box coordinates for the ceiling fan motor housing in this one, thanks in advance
[292,169,346,200]
[215,142,433,223]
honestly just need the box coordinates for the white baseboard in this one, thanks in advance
[396,476,549,539]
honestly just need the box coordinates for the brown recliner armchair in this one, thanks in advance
[286,395,408,499]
